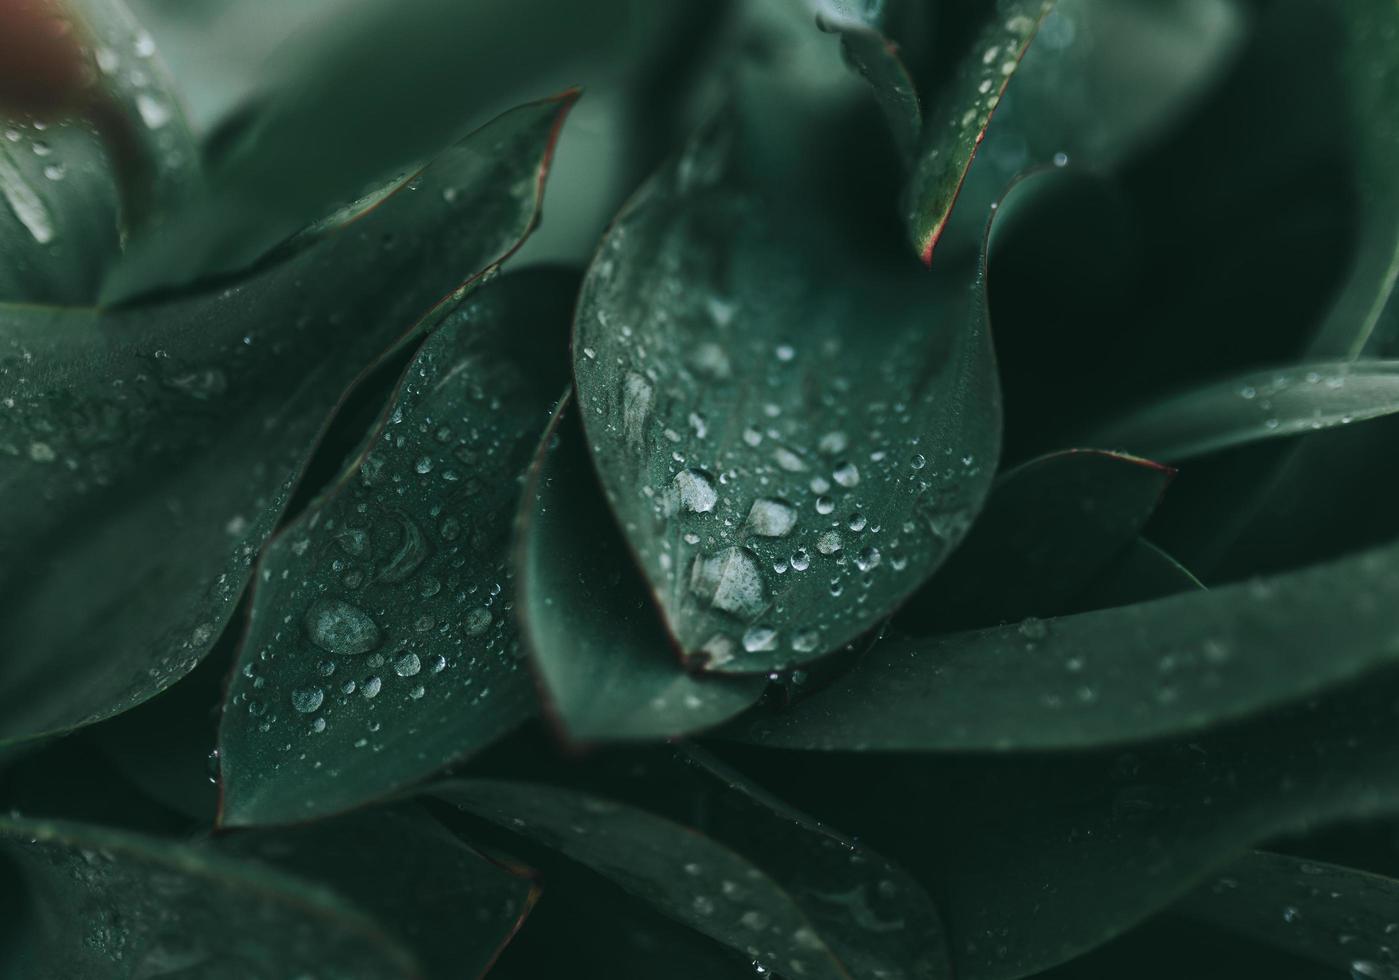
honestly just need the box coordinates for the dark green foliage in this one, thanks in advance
[1,0,1397,977]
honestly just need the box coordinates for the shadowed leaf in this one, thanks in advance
[517,396,765,743]
[899,448,1173,633]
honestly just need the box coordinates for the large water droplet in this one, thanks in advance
[671,468,718,513]
[291,686,324,713]
[689,547,765,617]
[745,498,797,537]
[304,598,382,655]
[394,652,422,677]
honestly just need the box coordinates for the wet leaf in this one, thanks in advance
[218,270,575,827]
[101,0,669,303]
[811,1,924,163]
[1181,851,1399,976]
[727,540,1399,751]
[940,0,1246,253]
[720,667,1399,979]
[517,396,765,743]
[572,113,1003,675]
[899,448,1173,633]
[1087,361,1399,462]
[0,0,198,304]
[0,93,573,747]
[0,815,416,978]
[903,0,1052,263]
[434,762,951,980]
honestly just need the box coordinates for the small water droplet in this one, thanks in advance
[394,652,422,677]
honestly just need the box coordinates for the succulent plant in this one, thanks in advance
[2,0,1398,976]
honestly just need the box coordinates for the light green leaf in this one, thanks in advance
[218,270,575,827]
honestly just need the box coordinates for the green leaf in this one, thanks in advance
[101,1,672,303]
[490,865,754,979]
[811,1,924,163]
[721,667,1399,979]
[1303,0,1399,359]
[898,448,1173,633]
[218,806,540,979]
[0,93,574,747]
[218,270,575,827]
[903,0,1052,263]
[517,396,766,743]
[727,539,1399,751]
[0,805,536,978]
[434,765,951,980]
[1181,851,1399,976]
[0,0,198,304]
[1086,361,1399,462]
[0,816,416,977]
[1067,537,1203,613]
[572,113,1003,674]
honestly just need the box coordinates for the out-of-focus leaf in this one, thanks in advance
[1067,537,1203,613]
[218,270,574,828]
[1088,361,1399,462]
[0,815,417,978]
[0,0,198,304]
[490,865,754,979]
[434,764,952,980]
[941,0,1246,253]
[810,0,925,162]
[517,397,765,743]
[903,0,1052,263]
[102,0,673,303]
[219,806,540,979]
[1181,851,1399,977]
[718,667,1399,979]
[728,540,1399,751]
[573,109,1005,674]
[0,93,574,747]
[898,448,1173,633]
[1304,0,1399,359]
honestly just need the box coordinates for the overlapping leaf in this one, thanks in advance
[0,806,535,978]
[721,667,1399,978]
[898,448,1173,633]
[102,1,676,302]
[0,93,573,747]
[1088,360,1399,462]
[0,0,197,304]
[516,397,765,743]
[1181,851,1399,976]
[573,111,1002,674]
[218,270,574,827]
[434,755,951,980]
[729,538,1399,751]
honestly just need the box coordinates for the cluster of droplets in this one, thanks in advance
[575,194,990,668]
